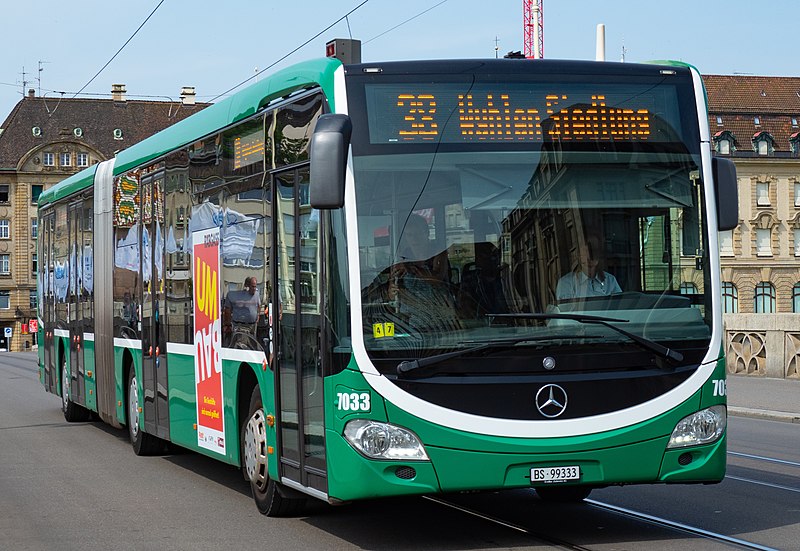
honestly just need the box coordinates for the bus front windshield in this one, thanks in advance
[348,69,712,369]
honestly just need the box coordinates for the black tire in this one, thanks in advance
[126,368,162,456]
[61,354,90,422]
[241,386,305,516]
[534,485,592,503]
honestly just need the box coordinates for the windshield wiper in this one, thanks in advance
[487,313,684,364]
[396,335,578,378]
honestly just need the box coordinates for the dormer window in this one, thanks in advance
[791,132,800,157]
[792,117,799,127]
[716,116,723,126]
[713,130,736,155]
[752,131,775,156]
[754,116,761,126]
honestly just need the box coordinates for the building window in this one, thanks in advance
[31,184,43,204]
[719,229,734,256]
[0,184,8,202]
[716,116,723,126]
[679,282,698,295]
[30,290,38,310]
[718,139,731,155]
[756,182,770,206]
[754,116,761,125]
[796,183,800,207]
[756,228,772,256]
[32,253,37,275]
[754,282,776,314]
[31,218,38,239]
[60,152,71,167]
[758,140,769,155]
[43,152,55,166]
[792,117,799,127]
[793,283,800,313]
[0,220,8,239]
[722,282,738,313]
[0,254,9,274]
[795,228,800,257]
[77,153,89,167]
[0,290,9,309]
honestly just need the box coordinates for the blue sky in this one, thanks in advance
[1,0,797,120]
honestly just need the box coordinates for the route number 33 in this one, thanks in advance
[336,392,371,412]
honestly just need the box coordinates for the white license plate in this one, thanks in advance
[531,465,581,483]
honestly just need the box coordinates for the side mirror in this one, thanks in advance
[712,157,739,231]
[310,114,352,209]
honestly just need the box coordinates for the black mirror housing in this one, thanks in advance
[310,114,352,209]
[712,157,739,231]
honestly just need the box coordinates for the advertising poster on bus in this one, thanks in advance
[193,226,225,455]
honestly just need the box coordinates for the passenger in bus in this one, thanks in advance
[223,276,261,336]
[388,213,449,299]
[556,234,621,300]
[383,214,460,333]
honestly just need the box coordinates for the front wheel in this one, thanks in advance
[127,368,163,456]
[242,386,305,516]
[534,485,592,503]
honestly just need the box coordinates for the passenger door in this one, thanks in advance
[140,166,170,440]
[275,166,327,494]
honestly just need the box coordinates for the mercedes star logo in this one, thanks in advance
[535,384,568,418]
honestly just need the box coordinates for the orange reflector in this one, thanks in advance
[118,400,122,407]
[266,414,275,427]
[87,371,92,378]
[267,446,274,455]
[89,390,93,395]
[262,360,268,371]
[193,423,197,430]
[138,406,142,413]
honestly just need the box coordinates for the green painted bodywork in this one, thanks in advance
[319,354,727,502]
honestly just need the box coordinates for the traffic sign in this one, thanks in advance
[3,327,11,338]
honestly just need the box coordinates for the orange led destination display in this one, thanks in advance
[233,129,265,170]
[365,83,676,145]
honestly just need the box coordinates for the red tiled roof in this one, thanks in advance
[0,96,209,168]
[703,75,800,153]
[703,75,800,114]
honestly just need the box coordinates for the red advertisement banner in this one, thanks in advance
[193,226,225,455]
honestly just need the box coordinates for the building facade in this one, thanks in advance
[0,86,206,351]
[704,75,800,379]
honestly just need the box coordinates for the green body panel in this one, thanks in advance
[326,429,441,501]
[83,340,97,411]
[322,358,726,501]
[164,351,273,467]
[659,436,726,483]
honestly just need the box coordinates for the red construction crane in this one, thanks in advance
[523,0,544,59]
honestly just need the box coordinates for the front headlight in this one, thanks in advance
[343,419,429,460]
[667,405,727,449]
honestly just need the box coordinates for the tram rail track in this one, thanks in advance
[585,499,780,551]
[425,493,781,551]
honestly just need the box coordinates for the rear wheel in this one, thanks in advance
[535,485,592,503]
[61,355,90,422]
[127,368,163,455]
[242,386,305,516]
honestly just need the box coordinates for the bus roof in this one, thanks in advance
[39,57,341,208]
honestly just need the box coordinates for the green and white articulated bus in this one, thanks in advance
[38,55,738,515]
